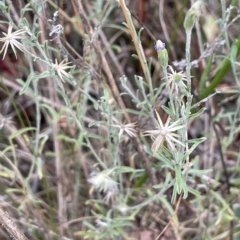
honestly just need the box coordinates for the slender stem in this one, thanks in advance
[185,30,192,91]
[118,0,152,85]
[182,29,193,175]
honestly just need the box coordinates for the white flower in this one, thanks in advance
[162,66,187,94]
[88,171,119,194]
[112,121,137,140]
[52,59,73,82]
[144,110,185,155]
[0,22,26,59]
[0,114,13,129]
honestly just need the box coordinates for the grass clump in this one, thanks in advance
[0,0,239,239]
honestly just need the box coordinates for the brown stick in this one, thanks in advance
[0,207,28,240]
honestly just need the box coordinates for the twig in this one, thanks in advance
[0,207,28,240]
[155,194,181,240]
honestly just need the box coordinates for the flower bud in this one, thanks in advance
[155,40,168,69]
[184,1,204,31]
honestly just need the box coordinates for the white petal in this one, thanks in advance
[0,42,8,59]
[168,125,185,132]
[167,135,185,147]
[155,110,164,128]
[143,130,161,136]
[165,138,176,151]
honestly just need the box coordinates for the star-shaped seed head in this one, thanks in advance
[52,59,73,82]
[144,110,185,155]
[0,22,27,59]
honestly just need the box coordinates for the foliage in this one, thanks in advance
[0,0,239,239]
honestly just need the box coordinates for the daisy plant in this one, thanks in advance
[147,62,205,204]
[152,31,206,202]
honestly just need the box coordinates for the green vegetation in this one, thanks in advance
[0,0,239,239]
